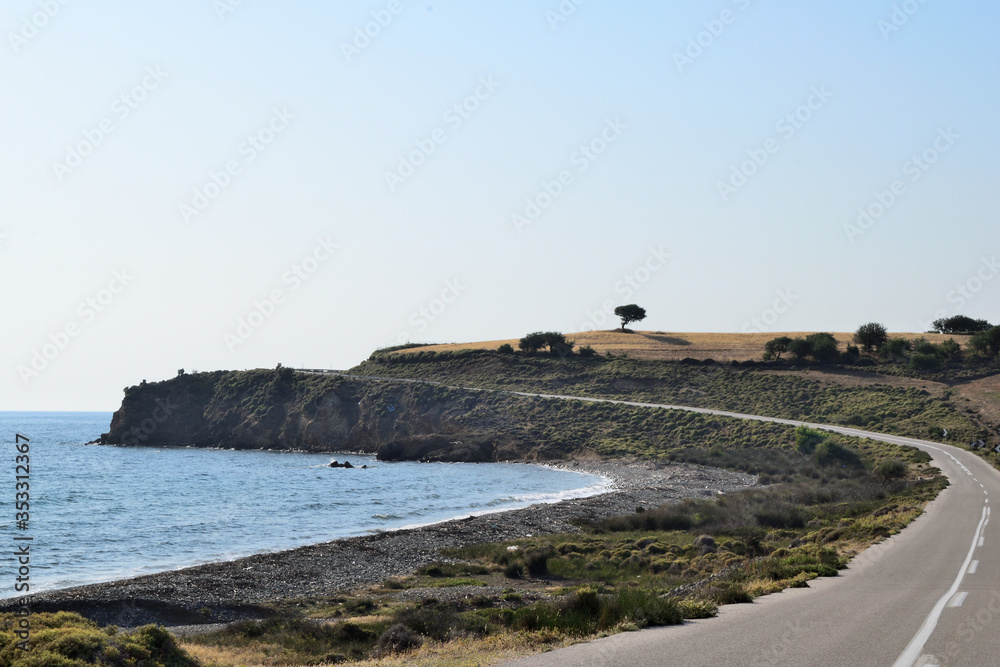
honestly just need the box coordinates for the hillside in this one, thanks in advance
[388,330,966,363]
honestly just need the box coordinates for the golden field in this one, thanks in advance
[388,330,965,363]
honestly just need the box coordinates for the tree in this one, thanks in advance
[613,304,646,331]
[764,336,792,361]
[805,332,838,363]
[970,326,1000,358]
[518,331,575,356]
[788,338,812,361]
[879,337,912,362]
[518,332,547,354]
[932,315,992,334]
[853,322,888,353]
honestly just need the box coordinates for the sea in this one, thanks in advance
[0,412,608,598]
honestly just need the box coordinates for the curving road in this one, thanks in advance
[494,395,998,667]
[308,371,998,666]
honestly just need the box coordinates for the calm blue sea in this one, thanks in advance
[0,412,607,598]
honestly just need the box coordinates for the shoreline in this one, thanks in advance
[1,459,756,628]
[4,457,611,599]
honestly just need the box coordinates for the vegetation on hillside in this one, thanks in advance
[356,351,992,448]
[0,612,198,667]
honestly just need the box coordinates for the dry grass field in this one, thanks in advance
[389,330,963,363]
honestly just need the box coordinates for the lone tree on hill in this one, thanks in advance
[854,322,888,353]
[613,304,647,331]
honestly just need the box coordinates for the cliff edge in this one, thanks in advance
[99,368,512,461]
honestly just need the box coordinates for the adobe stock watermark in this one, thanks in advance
[717,85,833,202]
[382,279,468,348]
[223,236,338,352]
[214,0,248,20]
[545,0,586,31]
[52,67,168,183]
[511,117,627,233]
[741,289,799,333]
[384,76,501,192]
[8,0,72,54]
[341,0,403,63]
[878,0,931,40]
[17,269,135,385]
[576,246,670,332]
[940,590,1000,665]
[673,0,753,74]
[918,255,999,332]
[843,126,958,243]
[179,107,294,223]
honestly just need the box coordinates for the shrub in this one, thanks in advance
[908,353,941,371]
[880,338,912,361]
[497,343,514,354]
[970,327,1000,358]
[373,623,422,656]
[524,546,554,576]
[805,333,838,363]
[578,345,597,358]
[875,459,907,480]
[813,439,861,467]
[0,612,199,667]
[795,426,826,455]
[788,338,812,361]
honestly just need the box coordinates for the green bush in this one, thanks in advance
[497,343,514,354]
[875,459,907,480]
[795,426,826,454]
[908,353,940,371]
[0,612,198,667]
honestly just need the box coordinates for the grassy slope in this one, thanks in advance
[355,352,992,448]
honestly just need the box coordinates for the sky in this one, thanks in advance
[2,0,998,411]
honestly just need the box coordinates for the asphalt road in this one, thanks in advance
[498,395,998,667]
[310,371,999,665]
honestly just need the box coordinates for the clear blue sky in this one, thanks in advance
[3,1,998,410]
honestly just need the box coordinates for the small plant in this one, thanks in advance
[374,623,422,656]
[498,343,514,354]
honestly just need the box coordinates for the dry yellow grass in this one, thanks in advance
[180,631,574,667]
[389,330,963,363]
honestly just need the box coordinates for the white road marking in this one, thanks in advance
[968,560,979,574]
[978,537,985,547]
[949,592,969,607]
[893,506,989,667]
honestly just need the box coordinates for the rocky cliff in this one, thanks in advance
[99,368,509,461]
